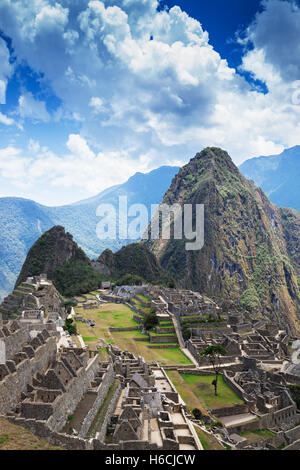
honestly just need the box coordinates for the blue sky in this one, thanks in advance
[0,0,300,205]
[164,0,262,68]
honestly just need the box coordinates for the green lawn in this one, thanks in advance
[136,294,151,303]
[157,349,192,365]
[133,298,151,313]
[181,374,243,409]
[166,371,243,412]
[75,303,139,348]
[75,298,191,366]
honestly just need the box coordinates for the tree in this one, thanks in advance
[117,274,143,286]
[182,327,191,341]
[63,318,77,336]
[192,408,202,420]
[199,345,227,396]
[143,313,159,331]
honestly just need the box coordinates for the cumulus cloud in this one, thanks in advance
[0,37,14,104]
[0,112,14,126]
[241,0,300,84]
[18,92,50,122]
[0,0,299,204]
[0,134,152,200]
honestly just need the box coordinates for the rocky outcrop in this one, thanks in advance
[15,226,103,298]
[15,226,89,286]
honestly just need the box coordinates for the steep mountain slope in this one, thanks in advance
[240,146,300,211]
[0,166,179,301]
[147,148,300,334]
[15,226,104,297]
[96,243,167,284]
[46,165,180,259]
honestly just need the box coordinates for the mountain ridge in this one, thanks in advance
[240,145,300,211]
[145,147,300,334]
[0,165,179,301]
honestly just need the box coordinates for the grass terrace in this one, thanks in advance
[75,303,139,349]
[74,298,192,366]
[166,371,243,413]
[240,429,275,442]
[0,418,61,450]
[131,298,151,313]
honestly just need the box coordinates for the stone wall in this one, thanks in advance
[211,404,249,418]
[0,326,30,361]
[109,327,139,332]
[2,415,93,450]
[284,424,300,444]
[95,382,122,442]
[149,334,177,343]
[226,417,261,435]
[192,326,233,336]
[180,369,215,376]
[93,438,158,451]
[283,373,300,385]
[47,355,101,432]
[284,439,300,450]
[127,303,146,318]
[133,315,143,324]
[223,371,246,400]
[273,405,297,429]
[0,336,57,414]
[155,327,175,334]
[80,363,115,438]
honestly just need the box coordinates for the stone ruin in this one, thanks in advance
[96,345,201,451]
[0,275,66,320]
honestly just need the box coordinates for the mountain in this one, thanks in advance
[96,243,169,285]
[145,147,300,334]
[0,198,55,302]
[15,226,104,298]
[239,146,300,211]
[0,165,179,301]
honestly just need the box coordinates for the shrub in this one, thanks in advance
[143,313,159,331]
[240,287,261,312]
[182,327,191,341]
[116,273,143,286]
[192,408,202,420]
[63,318,77,336]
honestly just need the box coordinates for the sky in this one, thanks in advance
[0,0,300,205]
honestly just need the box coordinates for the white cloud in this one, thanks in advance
[0,134,152,199]
[0,37,14,104]
[0,0,299,204]
[89,96,104,113]
[241,0,300,85]
[0,112,14,126]
[18,92,50,122]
